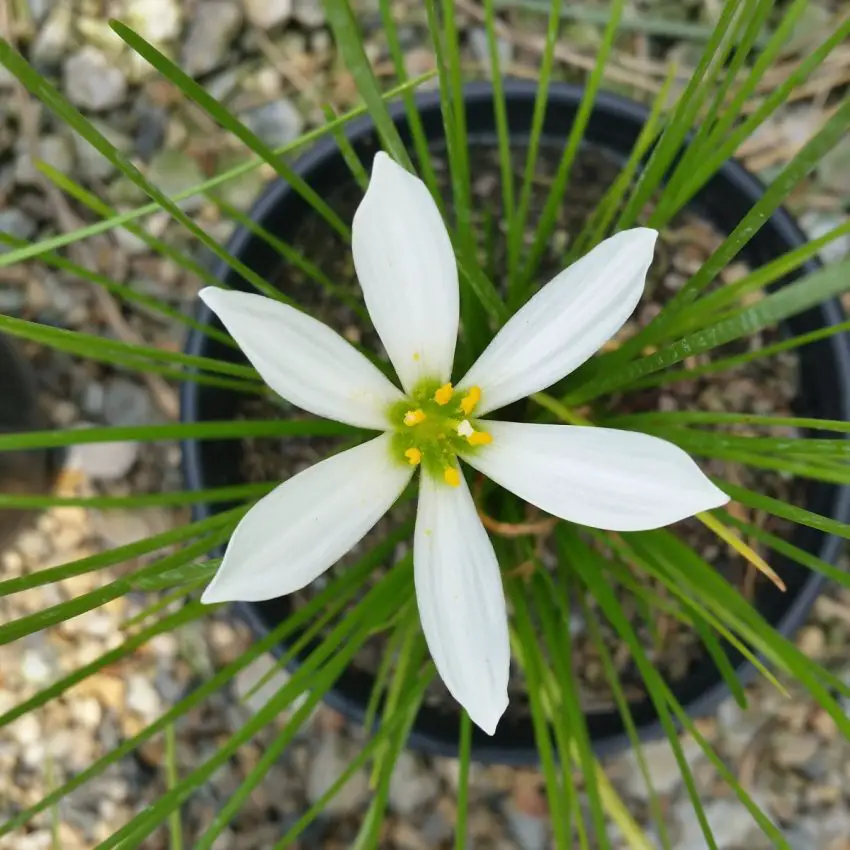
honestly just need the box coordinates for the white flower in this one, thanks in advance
[199,152,728,734]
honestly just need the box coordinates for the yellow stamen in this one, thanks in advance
[434,383,454,405]
[460,386,481,415]
[467,430,492,446]
[403,409,426,426]
[404,448,422,466]
[443,467,460,487]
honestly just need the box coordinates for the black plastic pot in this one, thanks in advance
[0,335,61,550]
[182,80,850,764]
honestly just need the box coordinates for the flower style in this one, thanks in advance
[199,152,728,734]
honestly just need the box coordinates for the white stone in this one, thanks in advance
[122,0,182,42]
[181,1,243,76]
[127,675,162,719]
[388,751,440,815]
[621,735,705,801]
[675,795,772,850]
[67,438,140,482]
[63,47,128,111]
[243,0,291,29]
[306,732,369,815]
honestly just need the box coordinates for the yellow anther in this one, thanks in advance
[443,466,461,487]
[434,383,454,405]
[404,448,422,466]
[460,386,481,415]
[404,409,426,426]
[467,430,493,447]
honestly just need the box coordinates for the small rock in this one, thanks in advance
[15,133,75,185]
[63,47,128,111]
[467,27,513,75]
[74,120,133,181]
[14,527,52,563]
[239,98,304,149]
[27,0,54,23]
[121,0,182,43]
[73,673,127,710]
[772,731,819,769]
[0,208,37,253]
[243,0,291,29]
[91,507,172,548]
[717,696,770,750]
[31,4,73,66]
[181,1,243,77]
[146,149,206,212]
[819,137,850,195]
[291,0,324,26]
[216,153,266,210]
[796,623,827,658]
[70,695,103,729]
[0,285,25,313]
[305,732,369,815]
[388,752,440,815]
[800,211,850,265]
[133,102,169,159]
[621,735,704,800]
[126,674,162,719]
[676,795,772,850]
[67,439,140,482]
[21,648,54,685]
[504,800,548,850]
[234,654,297,715]
[103,377,153,426]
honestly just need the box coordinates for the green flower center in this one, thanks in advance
[388,379,491,486]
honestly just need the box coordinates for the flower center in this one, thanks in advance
[388,380,491,486]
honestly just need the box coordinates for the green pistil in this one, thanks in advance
[387,379,489,482]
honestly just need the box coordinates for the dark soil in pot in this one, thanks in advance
[0,334,63,549]
[182,81,850,764]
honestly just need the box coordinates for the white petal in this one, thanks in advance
[202,434,412,603]
[458,228,658,414]
[352,152,459,392]
[200,287,403,429]
[463,422,728,532]
[413,471,510,734]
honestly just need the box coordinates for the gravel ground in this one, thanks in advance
[1,1,850,848]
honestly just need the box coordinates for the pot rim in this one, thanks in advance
[181,79,850,764]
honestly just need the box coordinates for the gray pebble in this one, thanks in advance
[468,27,513,75]
[30,4,73,66]
[64,47,128,111]
[306,732,369,815]
[147,149,206,212]
[291,0,324,27]
[0,208,37,252]
[126,674,163,719]
[67,439,140,482]
[120,0,183,43]
[388,751,440,815]
[239,98,304,149]
[103,377,153,426]
[675,795,772,850]
[504,800,549,850]
[243,0,292,29]
[73,120,133,181]
[132,102,169,159]
[181,1,243,77]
